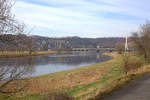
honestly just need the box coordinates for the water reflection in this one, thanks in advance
[0,53,111,77]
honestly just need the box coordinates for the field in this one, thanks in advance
[1,53,150,100]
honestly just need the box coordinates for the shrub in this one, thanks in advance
[122,53,145,74]
[115,43,124,54]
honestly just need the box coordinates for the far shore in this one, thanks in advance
[0,50,73,58]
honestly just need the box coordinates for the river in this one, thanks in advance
[0,53,111,77]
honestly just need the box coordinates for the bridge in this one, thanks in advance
[72,48,115,53]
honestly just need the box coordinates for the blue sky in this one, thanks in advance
[13,0,150,38]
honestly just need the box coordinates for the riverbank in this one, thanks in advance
[1,53,150,100]
[0,51,53,58]
[0,51,72,58]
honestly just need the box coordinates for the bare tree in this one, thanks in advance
[0,65,31,96]
[0,0,26,52]
[0,0,24,35]
[0,0,35,53]
[0,0,33,96]
[0,0,12,34]
[0,55,36,96]
[132,21,150,62]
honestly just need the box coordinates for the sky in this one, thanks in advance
[13,0,150,38]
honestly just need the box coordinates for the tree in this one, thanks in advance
[26,36,34,55]
[132,21,150,62]
[0,0,25,35]
[0,0,25,51]
[0,65,30,95]
[0,0,32,96]
[0,0,35,54]
[115,43,124,54]
[0,0,12,34]
[0,55,36,96]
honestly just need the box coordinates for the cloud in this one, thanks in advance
[12,0,150,37]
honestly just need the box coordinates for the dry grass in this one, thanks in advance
[89,54,150,100]
[6,53,119,99]
[0,51,57,58]
[42,92,74,100]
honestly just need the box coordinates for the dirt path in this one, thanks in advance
[101,74,150,100]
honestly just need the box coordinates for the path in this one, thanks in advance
[101,74,150,100]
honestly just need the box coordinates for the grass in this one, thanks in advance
[63,53,124,100]
[0,94,45,100]
[0,51,56,58]
[1,52,150,100]
[0,50,73,58]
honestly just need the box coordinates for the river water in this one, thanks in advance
[0,53,111,77]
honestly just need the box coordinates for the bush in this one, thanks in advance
[122,53,145,74]
[115,43,124,54]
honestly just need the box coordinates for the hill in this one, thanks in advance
[0,34,126,51]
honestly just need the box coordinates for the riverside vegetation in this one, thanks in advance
[1,52,150,100]
[0,51,56,58]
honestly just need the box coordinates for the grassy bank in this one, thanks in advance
[0,51,55,58]
[0,50,72,58]
[1,53,150,100]
[0,51,72,58]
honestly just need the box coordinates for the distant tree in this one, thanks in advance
[132,21,150,62]
[115,43,124,54]
[26,36,34,55]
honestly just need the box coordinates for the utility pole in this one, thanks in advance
[125,35,128,52]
